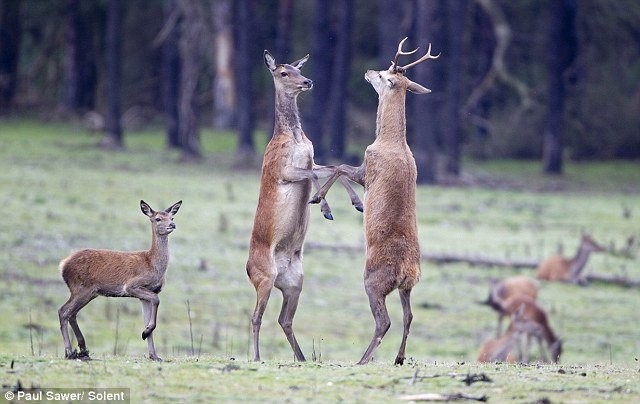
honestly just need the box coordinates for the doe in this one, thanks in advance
[58,200,181,361]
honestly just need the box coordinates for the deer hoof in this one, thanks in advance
[354,203,364,213]
[65,349,78,360]
[323,212,334,221]
[394,356,405,366]
[142,329,153,340]
[308,195,321,204]
[149,354,163,362]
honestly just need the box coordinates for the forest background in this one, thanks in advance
[1,0,639,180]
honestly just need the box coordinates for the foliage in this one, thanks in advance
[0,120,639,400]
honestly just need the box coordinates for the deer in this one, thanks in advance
[499,295,562,363]
[536,233,606,283]
[481,275,539,336]
[309,38,439,365]
[477,307,526,363]
[58,200,182,361]
[246,50,362,362]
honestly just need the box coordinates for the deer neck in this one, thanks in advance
[569,243,592,277]
[274,91,303,140]
[375,91,407,145]
[149,231,170,274]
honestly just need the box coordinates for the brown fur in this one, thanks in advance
[536,234,605,282]
[246,50,343,362]
[500,295,562,363]
[484,275,538,336]
[58,200,181,361]
[309,38,438,365]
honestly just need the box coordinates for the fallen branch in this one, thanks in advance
[398,393,488,402]
[304,242,640,288]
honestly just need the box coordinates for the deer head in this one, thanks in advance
[140,200,182,236]
[365,37,439,97]
[264,50,313,96]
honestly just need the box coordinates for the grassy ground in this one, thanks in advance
[0,120,639,402]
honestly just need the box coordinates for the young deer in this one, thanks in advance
[482,275,539,336]
[310,38,439,365]
[477,309,525,363]
[500,295,562,363]
[246,51,361,362]
[536,233,606,283]
[58,200,182,361]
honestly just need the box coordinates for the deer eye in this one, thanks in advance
[155,217,162,222]
[280,72,288,77]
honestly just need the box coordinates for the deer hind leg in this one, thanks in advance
[249,263,275,362]
[394,288,414,365]
[276,252,306,361]
[58,291,96,359]
[358,282,391,365]
[141,300,162,361]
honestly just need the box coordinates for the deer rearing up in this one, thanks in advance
[245,51,361,362]
[58,200,182,361]
[310,38,439,365]
[536,233,606,283]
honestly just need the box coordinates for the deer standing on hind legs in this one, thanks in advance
[58,200,182,361]
[310,38,439,365]
[246,50,362,362]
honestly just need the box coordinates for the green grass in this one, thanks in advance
[0,119,639,402]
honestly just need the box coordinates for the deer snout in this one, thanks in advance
[303,79,313,89]
[169,222,176,230]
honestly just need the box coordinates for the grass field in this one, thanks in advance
[0,120,639,402]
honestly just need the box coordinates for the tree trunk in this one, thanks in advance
[161,0,181,148]
[306,0,335,164]
[444,0,466,177]
[234,0,256,164]
[62,0,96,114]
[177,0,203,161]
[328,0,353,160]
[212,0,235,130]
[543,0,577,174]
[413,0,443,184]
[377,0,402,69]
[0,0,21,112]
[100,0,123,150]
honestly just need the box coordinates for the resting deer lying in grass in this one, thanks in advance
[246,51,361,362]
[477,308,526,363]
[58,200,182,361]
[536,233,605,283]
[310,38,439,365]
[500,295,562,363]
[482,275,539,336]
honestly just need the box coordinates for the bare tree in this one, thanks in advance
[100,0,123,150]
[0,0,21,111]
[413,0,443,183]
[234,0,256,164]
[328,0,353,160]
[212,0,235,130]
[306,0,335,163]
[543,0,578,174]
[444,0,467,176]
[177,0,206,160]
[159,0,181,148]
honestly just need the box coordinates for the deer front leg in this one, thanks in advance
[141,300,162,361]
[127,286,160,342]
[281,165,334,220]
[309,163,365,208]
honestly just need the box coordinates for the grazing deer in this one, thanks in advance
[310,38,439,365]
[500,295,562,363]
[58,200,182,361]
[536,233,606,283]
[481,275,539,336]
[246,51,361,362]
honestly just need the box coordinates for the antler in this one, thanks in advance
[397,43,441,73]
[390,37,418,73]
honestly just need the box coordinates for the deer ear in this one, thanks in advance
[291,54,309,69]
[140,200,154,217]
[264,50,276,71]
[166,200,182,215]
[407,79,431,94]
